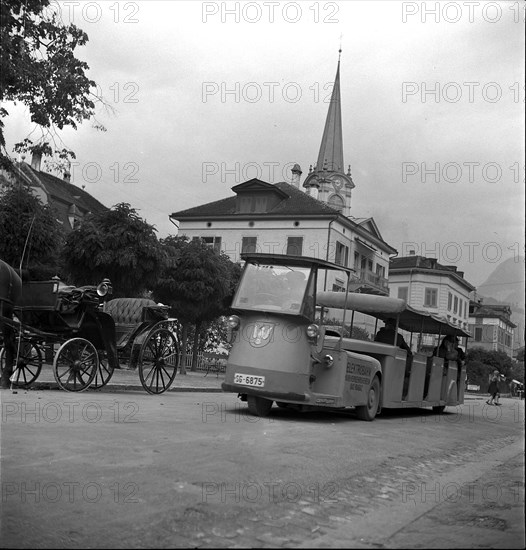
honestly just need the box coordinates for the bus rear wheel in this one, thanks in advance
[247,395,273,417]
[356,376,380,421]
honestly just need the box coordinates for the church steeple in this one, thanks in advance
[316,54,344,173]
[303,50,355,217]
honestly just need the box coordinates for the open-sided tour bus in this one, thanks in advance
[222,253,470,420]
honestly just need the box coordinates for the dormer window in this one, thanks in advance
[232,178,287,214]
[68,204,82,229]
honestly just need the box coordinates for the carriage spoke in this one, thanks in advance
[6,341,43,388]
[53,338,98,392]
[138,328,178,394]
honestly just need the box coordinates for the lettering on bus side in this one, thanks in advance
[345,360,373,392]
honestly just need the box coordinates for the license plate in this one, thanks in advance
[234,373,265,387]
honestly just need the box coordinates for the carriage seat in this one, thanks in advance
[104,298,165,347]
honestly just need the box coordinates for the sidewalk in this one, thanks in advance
[14,363,225,393]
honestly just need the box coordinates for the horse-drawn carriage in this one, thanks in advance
[0,259,179,394]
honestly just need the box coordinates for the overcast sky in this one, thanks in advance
[5,0,525,287]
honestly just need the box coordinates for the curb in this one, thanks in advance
[20,382,224,393]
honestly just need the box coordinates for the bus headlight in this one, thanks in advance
[306,324,319,340]
[227,315,240,330]
[324,354,334,368]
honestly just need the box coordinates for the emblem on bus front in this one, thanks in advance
[249,322,275,347]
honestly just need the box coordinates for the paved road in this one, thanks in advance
[0,388,524,548]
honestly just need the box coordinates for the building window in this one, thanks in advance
[453,296,458,314]
[332,278,345,292]
[286,237,303,256]
[198,236,222,254]
[424,287,438,308]
[376,264,386,278]
[360,256,367,270]
[241,237,257,254]
[238,195,268,213]
[397,287,408,302]
[354,252,360,270]
[448,292,452,311]
[474,327,483,341]
[335,241,349,267]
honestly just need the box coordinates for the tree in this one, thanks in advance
[0,180,64,277]
[61,203,164,296]
[154,237,240,373]
[319,318,371,341]
[350,326,371,341]
[465,347,515,390]
[1,0,106,171]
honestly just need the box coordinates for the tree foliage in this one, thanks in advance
[0,0,105,170]
[62,203,163,296]
[0,180,63,277]
[465,346,516,390]
[320,318,371,341]
[154,236,240,371]
[465,347,514,378]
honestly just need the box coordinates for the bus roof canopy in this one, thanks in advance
[317,291,471,337]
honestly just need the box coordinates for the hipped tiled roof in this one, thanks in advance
[172,181,341,218]
[23,164,107,214]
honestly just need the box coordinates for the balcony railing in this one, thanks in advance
[350,269,389,294]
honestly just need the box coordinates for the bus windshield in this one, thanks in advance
[232,263,314,316]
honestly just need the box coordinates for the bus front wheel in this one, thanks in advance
[247,395,273,417]
[356,376,380,421]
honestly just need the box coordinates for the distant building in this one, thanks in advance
[171,55,397,295]
[0,152,107,231]
[388,252,476,350]
[468,300,516,358]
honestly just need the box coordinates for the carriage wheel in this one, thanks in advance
[53,338,98,392]
[91,351,115,389]
[138,328,178,394]
[0,342,42,388]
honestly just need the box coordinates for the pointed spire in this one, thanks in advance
[316,52,344,173]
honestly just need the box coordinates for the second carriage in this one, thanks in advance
[0,261,180,394]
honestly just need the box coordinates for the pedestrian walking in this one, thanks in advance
[487,370,501,406]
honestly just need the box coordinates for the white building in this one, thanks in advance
[468,301,516,358]
[388,253,476,350]
[171,55,396,296]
